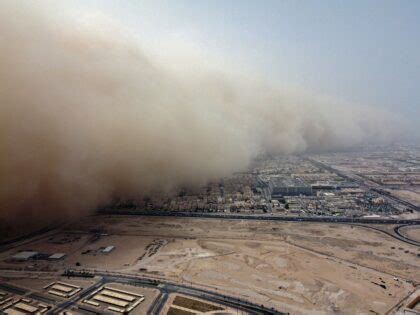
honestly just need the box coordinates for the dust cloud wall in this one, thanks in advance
[0,2,406,230]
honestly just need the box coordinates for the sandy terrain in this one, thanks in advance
[398,225,420,243]
[4,277,95,293]
[388,189,420,207]
[0,215,418,314]
[163,294,238,315]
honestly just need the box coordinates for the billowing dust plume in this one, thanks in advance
[0,2,406,230]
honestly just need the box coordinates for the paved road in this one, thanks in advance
[96,210,420,247]
[96,156,420,226]
[0,282,27,295]
[341,223,420,247]
[394,224,420,246]
[47,278,106,314]
[53,271,284,314]
[307,157,420,212]
[95,211,420,248]
[98,209,420,225]
[149,290,168,315]
[379,191,420,212]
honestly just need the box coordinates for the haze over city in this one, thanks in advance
[1,1,418,226]
[0,2,419,314]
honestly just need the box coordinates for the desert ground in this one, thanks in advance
[387,189,420,207]
[0,215,419,314]
[398,225,420,243]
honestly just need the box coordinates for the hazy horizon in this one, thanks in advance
[0,0,418,229]
[65,0,420,122]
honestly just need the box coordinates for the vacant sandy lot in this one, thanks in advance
[1,215,418,314]
[388,189,420,207]
[398,225,420,243]
[75,216,420,313]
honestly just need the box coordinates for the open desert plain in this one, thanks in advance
[1,215,418,314]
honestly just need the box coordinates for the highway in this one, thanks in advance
[0,217,417,314]
[374,188,420,212]
[97,210,420,248]
[394,224,420,246]
[346,223,420,247]
[98,209,420,225]
[96,211,420,247]
[97,157,420,226]
[306,157,420,212]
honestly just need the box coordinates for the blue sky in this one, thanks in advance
[67,0,419,119]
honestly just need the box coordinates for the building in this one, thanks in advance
[271,177,313,198]
[102,246,115,253]
[11,251,38,261]
[48,253,66,260]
